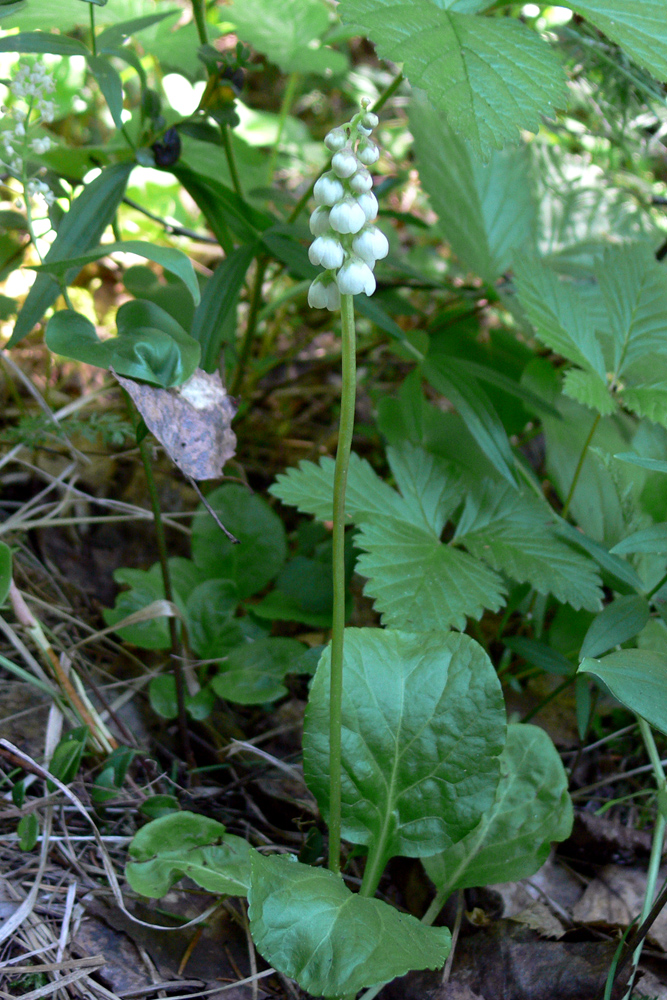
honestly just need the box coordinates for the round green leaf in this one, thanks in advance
[211,637,305,705]
[185,578,239,659]
[304,629,506,868]
[149,675,178,719]
[191,484,287,598]
[579,649,667,736]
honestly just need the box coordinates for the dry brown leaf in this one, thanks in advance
[573,863,667,950]
[509,901,565,939]
[114,368,236,480]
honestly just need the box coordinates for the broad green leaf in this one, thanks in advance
[191,484,286,599]
[9,162,134,346]
[35,241,200,305]
[513,254,606,376]
[337,0,566,155]
[580,595,650,660]
[148,675,178,720]
[45,305,200,388]
[579,649,667,736]
[563,369,615,416]
[0,2,27,20]
[126,811,251,897]
[409,96,536,283]
[0,30,89,55]
[422,355,517,486]
[304,629,505,868]
[173,166,274,247]
[570,0,667,82]
[252,555,343,628]
[185,579,240,660]
[611,523,667,555]
[596,244,667,380]
[103,561,187,649]
[0,541,11,605]
[47,729,87,790]
[423,724,572,894]
[454,481,603,611]
[18,813,39,851]
[88,54,123,128]
[225,0,347,76]
[504,637,573,677]
[212,637,306,704]
[96,9,178,48]
[191,245,255,372]
[248,853,451,998]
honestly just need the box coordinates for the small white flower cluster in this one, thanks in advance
[308,101,388,311]
[1,61,56,207]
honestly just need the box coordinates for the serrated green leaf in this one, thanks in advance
[9,162,133,346]
[191,244,255,372]
[580,595,650,660]
[579,649,667,736]
[212,637,306,705]
[409,96,536,282]
[45,305,200,388]
[454,481,603,611]
[338,0,565,155]
[513,254,606,375]
[225,0,347,76]
[422,355,517,486]
[610,523,667,555]
[423,724,572,893]
[35,240,200,305]
[563,369,615,416]
[191,484,286,599]
[305,629,505,869]
[620,384,667,428]
[126,811,251,897]
[248,853,451,998]
[570,0,667,82]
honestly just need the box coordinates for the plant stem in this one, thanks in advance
[328,293,357,876]
[622,716,667,999]
[231,254,269,395]
[561,412,600,520]
[89,2,97,56]
[221,124,243,199]
[372,71,404,113]
[191,0,208,45]
[266,72,298,185]
[138,434,193,768]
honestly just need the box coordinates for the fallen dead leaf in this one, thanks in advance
[573,864,667,950]
[509,901,565,939]
[114,368,236,480]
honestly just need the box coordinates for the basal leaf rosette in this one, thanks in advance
[308,103,388,311]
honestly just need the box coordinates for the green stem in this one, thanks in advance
[231,254,269,395]
[191,0,208,45]
[647,569,667,601]
[623,717,667,999]
[137,433,193,767]
[89,2,97,57]
[328,293,357,876]
[287,71,403,226]
[561,412,600,520]
[266,72,298,185]
[221,124,243,199]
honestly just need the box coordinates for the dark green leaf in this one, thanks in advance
[96,9,178,49]
[87,55,123,127]
[611,523,667,555]
[0,30,89,55]
[248,853,451,998]
[579,649,667,735]
[173,166,274,246]
[139,795,180,820]
[504,637,573,677]
[570,0,667,81]
[580,595,650,659]
[211,637,305,704]
[614,452,667,475]
[18,813,39,851]
[149,675,178,720]
[191,245,255,372]
[185,579,240,659]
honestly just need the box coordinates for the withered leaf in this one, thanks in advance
[114,368,236,480]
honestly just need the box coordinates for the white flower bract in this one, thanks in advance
[308,235,345,270]
[329,196,366,235]
[352,225,389,265]
[336,257,376,296]
[313,172,345,207]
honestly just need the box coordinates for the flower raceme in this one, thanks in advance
[307,103,388,311]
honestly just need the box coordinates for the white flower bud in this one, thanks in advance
[324,127,347,151]
[352,225,389,266]
[336,256,376,296]
[349,168,372,194]
[308,235,345,270]
[331,148,358,179]
[357,139,380,165]
[356,191,378,223]
[309,205,331,236]
[313,171,345,207]
[357,125,372,136]
[329,196,366,235]
[361,112,379,129]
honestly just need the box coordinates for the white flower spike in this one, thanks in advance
[307,101,386,311]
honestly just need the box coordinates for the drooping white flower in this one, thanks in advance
[357,139,380,165]
[349,168,372,194]
[336,256,376,296]
[361,111,379,130]
[308,273,341,311]
[352,225,389,266]
[309,235,345,270]
[313,171,345,207]
[309,205,331,236]
[331,148,358,179]
[324,127,347,152]
[30,136,52,154]
[356,191,378,223]
[329,196,366,235]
